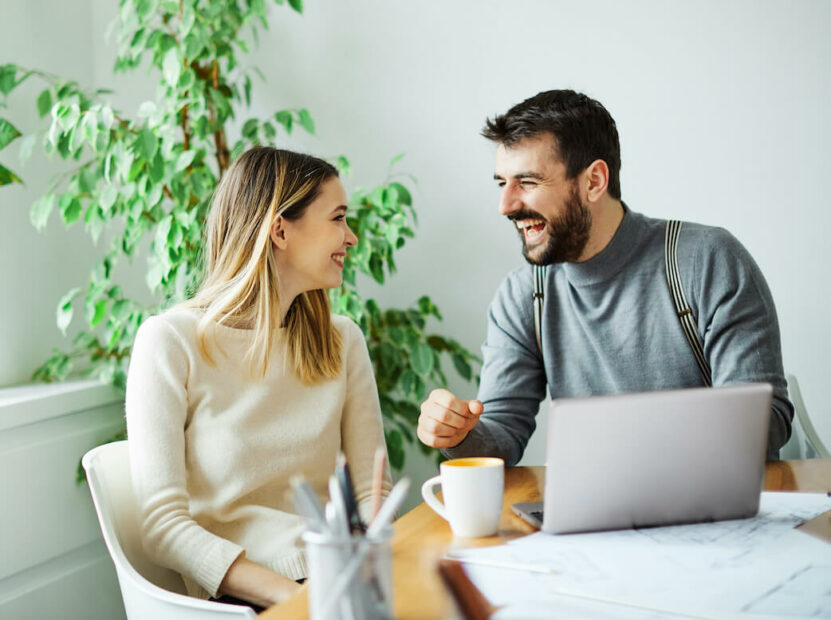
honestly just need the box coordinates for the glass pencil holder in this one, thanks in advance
[303,526,394,620]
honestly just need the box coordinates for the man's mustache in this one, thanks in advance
[507,209,547,222]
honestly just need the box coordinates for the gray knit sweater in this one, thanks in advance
[445,208,793,464]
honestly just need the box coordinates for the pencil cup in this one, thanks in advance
[303,527,394,620]
[421,457,504,537]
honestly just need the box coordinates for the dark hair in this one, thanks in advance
[482,90,621,199]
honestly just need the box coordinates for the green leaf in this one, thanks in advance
[162,48,180,86]
[149,152,165,182]
[56,287,81,334]
[31,193,56,230]
[37,89,53,118]
[261,121,276,142]
[137,100,156,119]
[385,428,404,470]
[287,0,303,13]
[389,182,412,206]
[274,110,293,134]
[91,299,108,327]
[335,155,351,176]
[99,184,118,212]
[0,64,17,96]
[452,353,472,381]
[401,369,418,398]
[175,149,195,172]
[0,163,22,186]
[297,108,315,134]
[110,299,131,322]
[410,341,434,377]
[59,194,83,224]
[17,133,36,164]
[136,128,157,160]
[242,118,259,141]
[0,118,22,150]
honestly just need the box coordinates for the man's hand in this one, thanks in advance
[417,389,484,449]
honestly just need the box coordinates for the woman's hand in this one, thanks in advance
[218,555,303,609]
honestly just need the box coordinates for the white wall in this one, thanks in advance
[0,0,102,386]
[240,0,831,460]
[1,2,828,476]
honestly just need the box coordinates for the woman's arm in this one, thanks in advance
[127,316,245,597]
[218,556,301,608]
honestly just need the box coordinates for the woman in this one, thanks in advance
[125,147,391,610]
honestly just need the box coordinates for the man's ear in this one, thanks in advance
[583,159,609,203]
[270,215,288,249]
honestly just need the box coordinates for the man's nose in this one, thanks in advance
[498,184,521,216]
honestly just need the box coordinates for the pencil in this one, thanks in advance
[445,555,558,574]
[371,446,386,521]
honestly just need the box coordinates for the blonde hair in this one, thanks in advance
[181,147,343,383]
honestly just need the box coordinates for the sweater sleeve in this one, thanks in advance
[339,319,392,523]
[126,316,244,597]
[443,269,547,466]
[685,228,794,459]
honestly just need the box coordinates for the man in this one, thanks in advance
[417,89,792,463]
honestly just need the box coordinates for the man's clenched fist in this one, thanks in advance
[417,388,483,449]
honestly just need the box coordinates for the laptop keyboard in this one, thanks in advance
[530,510,544,522]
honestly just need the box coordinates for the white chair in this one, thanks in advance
[83,441,256,619]
[782,374,830,459]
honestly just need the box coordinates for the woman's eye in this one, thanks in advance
[334,215,345,221]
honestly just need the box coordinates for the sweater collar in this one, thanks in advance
[560,203,645,286]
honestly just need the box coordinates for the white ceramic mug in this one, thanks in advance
[420,457,504,537]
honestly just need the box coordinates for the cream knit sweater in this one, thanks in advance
[125,309,391,599]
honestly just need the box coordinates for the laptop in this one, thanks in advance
[512,383,772,534]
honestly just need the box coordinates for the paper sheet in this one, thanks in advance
[448,492,831,619]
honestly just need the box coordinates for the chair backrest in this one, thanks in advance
[783,374,830,459]
[83,441,256,619]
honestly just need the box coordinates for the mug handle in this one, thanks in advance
[421,475,448,521]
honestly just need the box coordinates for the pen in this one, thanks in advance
[366,478,410,538]
[289,475,326,532]
[443,554,558,574]
[328,475,351,537]
[335,452,366,533]
[370,446,387,522]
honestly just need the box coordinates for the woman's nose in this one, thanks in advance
[345,226,358,247]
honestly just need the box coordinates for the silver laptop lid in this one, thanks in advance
[543,384,772,534]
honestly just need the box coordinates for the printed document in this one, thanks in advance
[447,492,831,619]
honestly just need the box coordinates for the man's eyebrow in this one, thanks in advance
[493,171,545,181]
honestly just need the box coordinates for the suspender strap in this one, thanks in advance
[533,265,545,352]
[664,220,713,386]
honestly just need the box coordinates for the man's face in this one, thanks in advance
[493,134,592,265]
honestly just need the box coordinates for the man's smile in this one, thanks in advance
[514,218,547,243]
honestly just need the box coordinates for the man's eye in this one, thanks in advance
[520,181,537,187]
[496,182,506,188]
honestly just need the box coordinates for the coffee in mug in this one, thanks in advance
[420,457,504,537]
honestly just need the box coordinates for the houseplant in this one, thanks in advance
[0,0,478,470]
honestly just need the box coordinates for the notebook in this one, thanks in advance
[512,383,772,534]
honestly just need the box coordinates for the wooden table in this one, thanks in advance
[261,460,831,620]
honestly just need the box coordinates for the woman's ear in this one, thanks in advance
[270,215,288,249]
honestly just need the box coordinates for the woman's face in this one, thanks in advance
[273,177,357,295]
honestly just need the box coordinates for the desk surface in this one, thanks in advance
[260,459,831,620]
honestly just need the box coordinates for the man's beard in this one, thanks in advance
[515,186,592,265]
